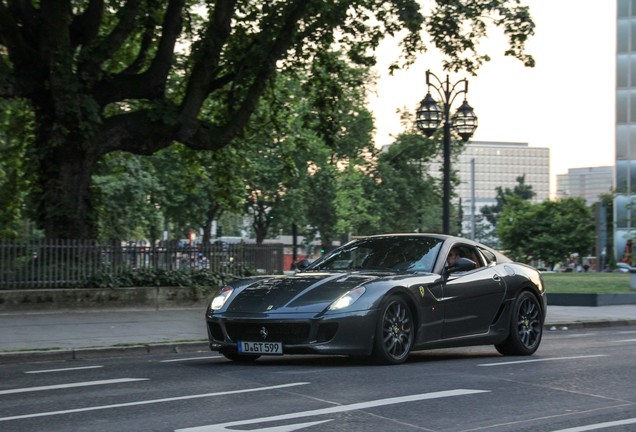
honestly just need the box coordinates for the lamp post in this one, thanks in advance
[416,70,478,234]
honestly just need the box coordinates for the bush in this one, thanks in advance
[83,267,257,291]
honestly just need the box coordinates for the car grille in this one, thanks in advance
[225,322,310,344]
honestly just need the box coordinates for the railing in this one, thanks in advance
[0,240,285,289]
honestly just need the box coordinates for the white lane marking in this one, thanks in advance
[230,420,334,432]
[0,382,309,422]
[160,356,222,363]
[613,339,636,343]
[25,366,104,374]
[175,389,490,432]
[0,378,148,395]
[617,330,636,334]
[550,417,636,431]
[478,355,608,367]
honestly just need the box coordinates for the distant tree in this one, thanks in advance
[92,152,164,242]
[371,133,442,234]
[0,99,35,238]
[301,50,376,250]
[497,197,594,267]
[152,144,246,244]
[481,174,536,228]
[0,0,536,239]
[334,164,379,236]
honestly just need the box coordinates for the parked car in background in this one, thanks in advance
[616,262,635,273]
[206,234,547,364]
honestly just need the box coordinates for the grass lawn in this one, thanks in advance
[542,272,633,294]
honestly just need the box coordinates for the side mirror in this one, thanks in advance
[444,257,477,276]
[294,259,311,271]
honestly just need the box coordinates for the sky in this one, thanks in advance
[368,0,616,195]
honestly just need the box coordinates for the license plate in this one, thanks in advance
[238,341,283,355]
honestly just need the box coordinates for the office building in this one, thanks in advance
[453,141,550,237]
[555,166,614,205]
[616,0,636,259]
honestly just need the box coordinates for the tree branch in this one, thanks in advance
[93,0,184,105]
[0,2,37,61]
[179,0,311,150]
[70,0,104,48]
[120,24,154,75]
[218,0,311,144]
[178,0,236,134]
[96,0,142,60]
[99,110,179,156]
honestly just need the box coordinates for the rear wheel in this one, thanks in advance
[372,295,414,364]
[495,291,543,356]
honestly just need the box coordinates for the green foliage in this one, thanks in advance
[498,197,595,266]
[334,165,379,235]
[83,268,253,294]
[371,133,443,234]
[92,152,164,241]
[0,99,36,238]
[481,175,535,228]
[239,71,315,244]
[149,144,246,243]
[0,0,536,239]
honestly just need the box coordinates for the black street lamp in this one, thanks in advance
[416,70,478,234]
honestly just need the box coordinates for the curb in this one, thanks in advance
[546,319,636,330]
[0,341,210,365]
[3,320,636,364]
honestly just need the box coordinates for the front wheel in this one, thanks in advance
[372,295,414,364]
[495,291,543,356]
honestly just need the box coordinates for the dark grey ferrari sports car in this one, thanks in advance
[205,234,547,364]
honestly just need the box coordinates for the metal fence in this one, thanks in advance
[0,240,284,289]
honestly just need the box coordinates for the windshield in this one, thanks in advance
[306,236,443,273]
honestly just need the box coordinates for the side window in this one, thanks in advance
[464,246,482,269]
[446,244,482,269]
[478,248,497,266]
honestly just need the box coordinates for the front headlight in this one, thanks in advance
[329,286,366,310]
[210,286,234,310]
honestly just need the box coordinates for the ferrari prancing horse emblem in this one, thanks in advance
[419,286,425,298]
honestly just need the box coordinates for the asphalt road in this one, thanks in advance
[1,326,636,432]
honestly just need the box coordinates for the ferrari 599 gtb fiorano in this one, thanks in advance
[206,234,546,364]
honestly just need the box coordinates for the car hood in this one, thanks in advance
[225,272,385,314]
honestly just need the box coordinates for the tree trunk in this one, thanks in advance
[36,141,98,239]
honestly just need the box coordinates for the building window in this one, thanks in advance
[619,57,628,87]
[618,91,629,123]
[619,20,629,53]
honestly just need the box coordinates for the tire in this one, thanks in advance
[372,295,414,364]
[495,291,543,356]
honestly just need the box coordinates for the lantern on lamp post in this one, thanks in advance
[416,70,478,234]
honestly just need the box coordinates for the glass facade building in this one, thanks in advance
[616,0,636,259]
[556,166,613,205]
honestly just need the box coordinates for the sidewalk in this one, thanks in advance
[2,305,636,364]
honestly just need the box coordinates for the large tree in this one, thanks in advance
[497,197,594,267]
[0,0,535,239]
